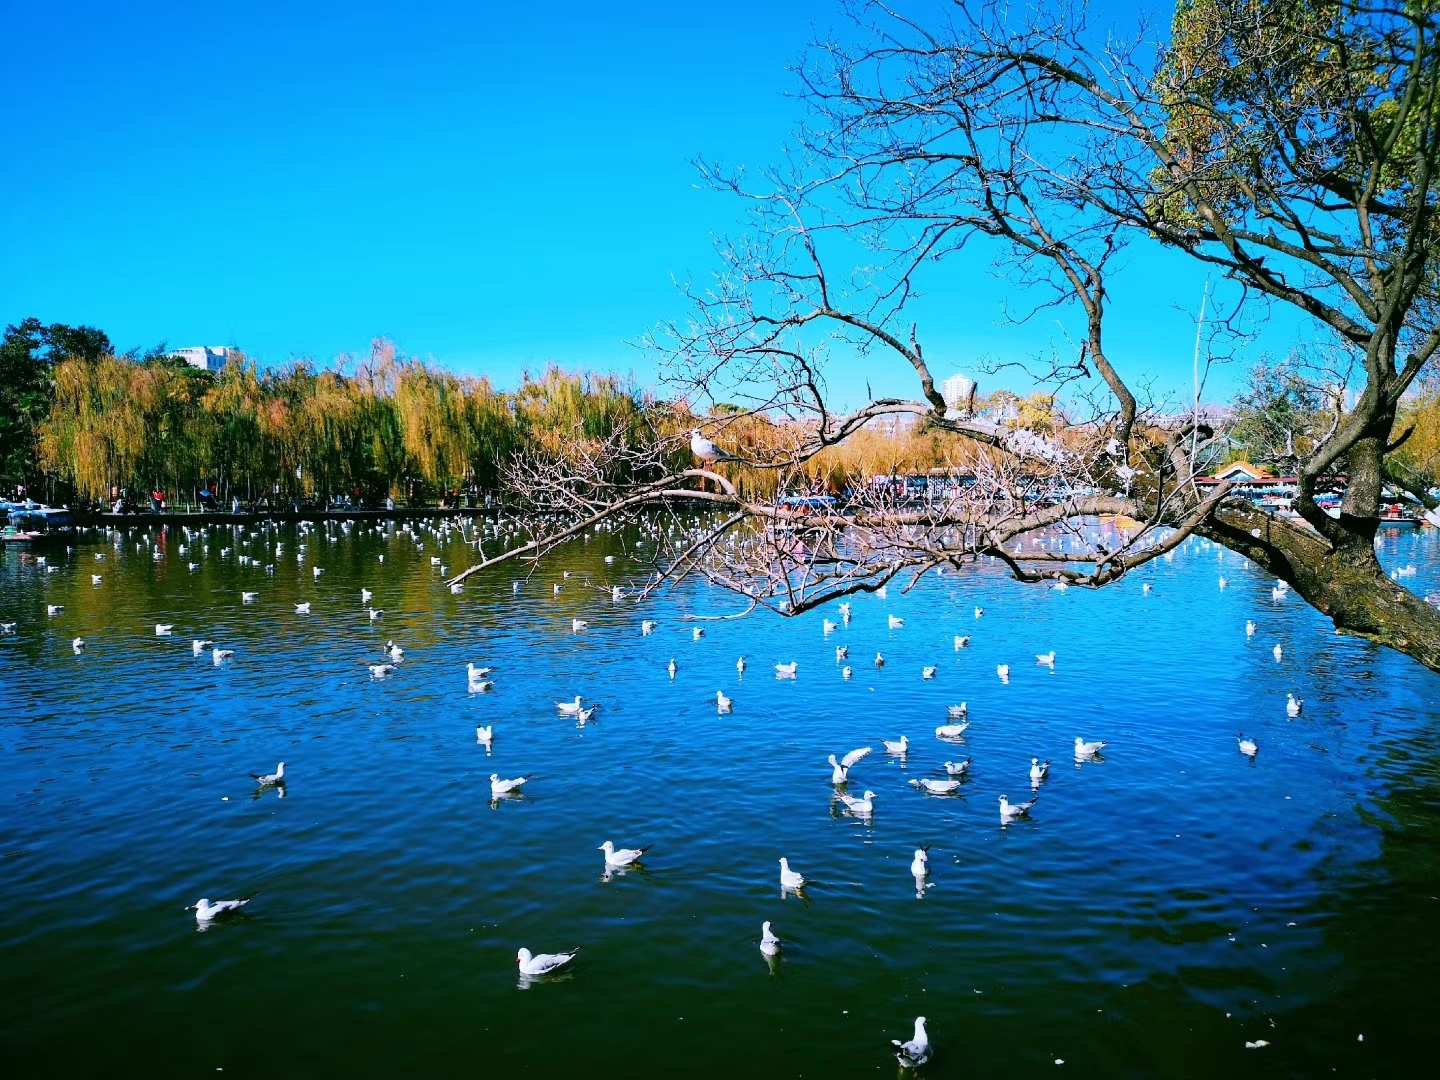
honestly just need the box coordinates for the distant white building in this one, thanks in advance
[170,346,233,373]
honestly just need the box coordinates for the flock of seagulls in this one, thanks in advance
[0,510,1336,1067]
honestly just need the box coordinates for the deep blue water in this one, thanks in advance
[2,516,1438,1077]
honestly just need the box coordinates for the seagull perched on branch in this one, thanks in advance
[690,429,739,463]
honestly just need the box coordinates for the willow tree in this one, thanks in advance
[450,0,1440,675]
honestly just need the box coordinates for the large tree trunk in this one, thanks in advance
[1200,500,1440,673]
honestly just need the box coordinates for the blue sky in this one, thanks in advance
[1,0,1308,410]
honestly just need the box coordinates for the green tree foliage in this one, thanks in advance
[34,339,652,506]
[0,318,112,488]
[1229,358,1334,468]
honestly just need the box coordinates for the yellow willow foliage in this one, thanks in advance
[394,361,474,485]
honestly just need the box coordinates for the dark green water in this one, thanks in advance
[2,517,1437,1077]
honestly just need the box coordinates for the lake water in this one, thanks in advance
[2,514,1438,1077]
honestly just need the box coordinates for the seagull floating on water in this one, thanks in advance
[1237,733,1258,757]
[1074,736,1107,759]
[192,638,213,655]
[837,789,876,815]
[516,946,580,976]
[883,735,909,755]
[947,703,968,718]
[778,857,805,891]
[874,652,885,668]
[188,896,254,925]
[774,661,798,676]
[1286,693,1303,717]
[556,696,583,714]
[935,721,969,739]
[72,637,85,652]
[294,602,311,615]
[974,606,984,619]
[716,690,732,712]
[1272,643,1284,661]
[996,664,1010,681]
[943,759,972,776]
[1036,651,1055,666]
[241,591,257,603]
[999,793,1037,822]
[360,588,373,603]
[828,746,872,784]
[599,840,651,867]
[250,762,285,786]
[155,623,174,636]
[369,663,395,678]
[922,665,937,680]
[641,620,657,635]
[212,648,235,663]
[668,658,678,678]
[910,777,961,795]
[910,846,930,877]
[835,645,849,661]
[842,665,852,679]
[1030,758,1050,783]
[888,615,904,629]
[736,656,746,674]
[954,635,970,649]
[892,1017,932,1068]
[692,626,704,641]
[490,773,530,797]
[476,725,494,748]
[823,619,838,634]
[571,618,589,632]
[1246,619,1257,637]
[760,921,780,956]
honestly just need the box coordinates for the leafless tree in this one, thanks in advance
[451,0,1440,674]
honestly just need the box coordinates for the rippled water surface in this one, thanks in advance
[3,515,1439,1077]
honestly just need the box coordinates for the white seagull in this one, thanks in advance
[516,946,580,976]
[1286,693,1303,718]
[1036,651,1056,666]
[736,656,747,674]
[490,773,531,797]
[835,645,849,661]
[241,591,257,603]
[476,725,494,748]
[774,661,798,676]
[716,690,732,712]
[155,623,174,636]
[954,635,970,649]
[935,721,969,739]
[642,620,657,635]
[883,735,909,755]
[250,762,285,786]
[910,777,961,795]
[599,840,651,867]
[212,648,235,663]
[947,703,968,718]
[943,759,972,776]
[294,602,311,615]
[999,793,1037,822]
[910,847,930,877]
[1030,758,1050,783]
[760,921,780,957]
[668,658,678,678]
[1237,733,1259,757]
[888,615,904,629]
[571,618,589,632]
[692,626,704,640]
[827,746,872,784]
[837,789,876,815]
[1074,736,1107,759]
[690,429,738,463]
[778,857,805,891]
[187,896,254,925]
[996,664,1010,681]
[922,665,937,680]
[1272,643,1284,661]
[72,637,85,652]
[1245,619,1257,637]
[892,1016,932,1068]
[556,695,583,714]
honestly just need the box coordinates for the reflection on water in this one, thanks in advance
[1,517,1438,1076]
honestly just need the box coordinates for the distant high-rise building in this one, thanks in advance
[170,346,232,373]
